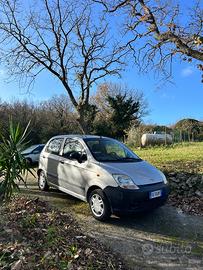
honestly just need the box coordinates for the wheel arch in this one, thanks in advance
[86,185,112,212]
[86,185,101,201]
[37,168,43,177]
[26,157,32,164]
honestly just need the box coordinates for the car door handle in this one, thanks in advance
[60,160,64,164]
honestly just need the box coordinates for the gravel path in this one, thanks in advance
[77,206,203,270]
[20,174,203,270]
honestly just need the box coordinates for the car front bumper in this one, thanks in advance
[103,182,169,215]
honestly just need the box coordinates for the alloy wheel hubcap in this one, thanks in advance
[90,194,104,217]
[39,172,46,189]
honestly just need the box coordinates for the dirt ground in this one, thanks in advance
[17,172,203,270]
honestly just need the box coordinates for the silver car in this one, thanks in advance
[22,144,45,165]
[38,135,169,221]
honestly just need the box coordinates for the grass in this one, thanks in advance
[131,142,203,173]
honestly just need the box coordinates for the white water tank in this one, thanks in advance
[141,133,173,147]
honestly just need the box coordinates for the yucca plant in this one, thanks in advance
[0,120,32,200]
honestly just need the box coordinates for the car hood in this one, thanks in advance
[99,160,164,185]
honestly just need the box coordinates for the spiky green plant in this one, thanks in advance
[0,120,32,200]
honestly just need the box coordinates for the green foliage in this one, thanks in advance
[107,93,140,139]
[0,249,18,268]
[95,93,140,139]
[0,120,32,200]
[196,133,203,141]
[46,225,58,246]
[153,125,172,133]
[69,245,78,258]
[21,213,38,228]
[93,119,112,137]
[174,118,202,141]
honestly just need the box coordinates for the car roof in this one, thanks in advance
[50,134,112,140]
[33,144,45,146]
[25,144,45,148]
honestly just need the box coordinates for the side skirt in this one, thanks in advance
[48,182,87,202]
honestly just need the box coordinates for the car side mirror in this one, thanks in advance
[80,153,87,162]
[69,151,81,162]
[69,151,87,163]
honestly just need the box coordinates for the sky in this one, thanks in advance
[0,0,202,127]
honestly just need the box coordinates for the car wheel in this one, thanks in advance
[88,189,111,221]
[38,170,49,191]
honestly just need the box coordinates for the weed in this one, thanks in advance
[21,213,38,228]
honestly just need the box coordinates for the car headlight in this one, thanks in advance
[112,174,139,190]
[161,172,168,184]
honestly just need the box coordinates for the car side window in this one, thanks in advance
[33,146,43,154]
[46,138,63,155]
[63,139,85,158]
[38,145,44,151]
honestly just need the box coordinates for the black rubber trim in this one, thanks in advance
[103,182,169,214]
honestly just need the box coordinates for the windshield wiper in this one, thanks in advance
[119,157,142,161]
[98,157,142,162]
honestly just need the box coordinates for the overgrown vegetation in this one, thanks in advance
[92,83,148,139]
[126,121,203,147]
[0,120,31,200]
[0,83,148,142]
[0,196,127,270]
[134,142,203,173]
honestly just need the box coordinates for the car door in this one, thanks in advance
[32,145,44,162]
[44,138,64,187]
[58,139,88,199]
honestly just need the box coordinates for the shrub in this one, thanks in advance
[0,120,32,200]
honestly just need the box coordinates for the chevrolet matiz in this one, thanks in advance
[38,135,169,221]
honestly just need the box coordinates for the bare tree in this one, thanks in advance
[94,0,203,80]
[0,0,126,132]
[0,96,83,143]
[40,94,80,133]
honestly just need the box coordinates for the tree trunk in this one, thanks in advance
[77,114,88,134]
[76,103,97,134]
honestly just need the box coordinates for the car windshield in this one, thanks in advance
[22,145,42,154]
[84,138,142,162]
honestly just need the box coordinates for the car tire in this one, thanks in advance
[38,170,49,191]
[88,189,111,221]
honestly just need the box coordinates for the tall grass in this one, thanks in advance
[132,142,203,173]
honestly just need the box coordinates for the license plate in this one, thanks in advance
[149,190,162,199]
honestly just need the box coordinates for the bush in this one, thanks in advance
[0,120,32,200]
[196,133,203,142]
[125,126,142,147]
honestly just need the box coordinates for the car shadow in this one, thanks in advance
[20,183,203,243]
[106,206,203,241]
[20,184,89,218]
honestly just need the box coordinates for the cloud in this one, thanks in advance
[181,67,194,77]
[0,69,6,78]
